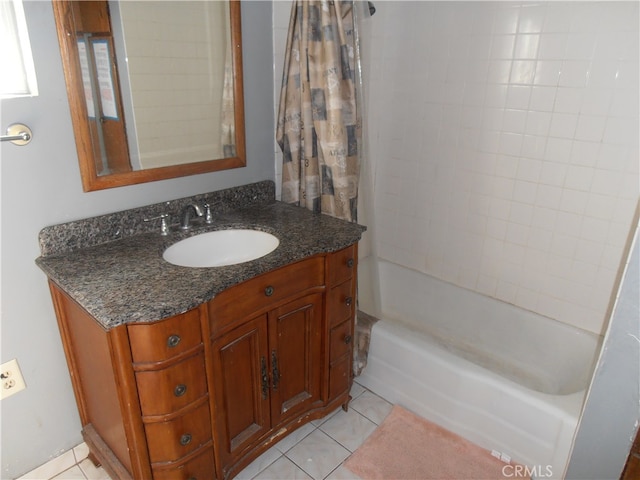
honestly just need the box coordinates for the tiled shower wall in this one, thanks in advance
[273,2,639,335]
[367,1,639,335]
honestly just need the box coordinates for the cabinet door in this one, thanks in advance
[268,292,324,426]
[211,315,270,470]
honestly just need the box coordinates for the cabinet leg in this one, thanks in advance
[87,452,101,467]
[342,395,352,412]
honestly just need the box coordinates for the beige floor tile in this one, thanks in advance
[252,456,312,480]
[349,390,393,425]
[51,465,85,480]
[319,408,377,452]
[286,429,350,480]
[78,459,112,480]
[17,450,76,480]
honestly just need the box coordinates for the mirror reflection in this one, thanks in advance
[53,0,245,191]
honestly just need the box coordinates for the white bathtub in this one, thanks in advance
[357,261,602,479]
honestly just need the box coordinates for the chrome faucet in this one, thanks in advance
[179,203,203,230]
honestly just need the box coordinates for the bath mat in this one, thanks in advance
[344,405,509,479]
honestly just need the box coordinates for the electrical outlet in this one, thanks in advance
[1,359,26,399]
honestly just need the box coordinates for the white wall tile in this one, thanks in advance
[510,60,537,84]
[506,85,531,109]
[518,5,546,34]
[610,88,639,117]
[537,33,568,59]
[487,60,513,84]
[559,60,590,88]
[543,4,572,33]
[534,60,562,86]
[493,6,520,34]
[589,60,620,87]
[514,34,540,59]
[544,137,572,163]
[565,32,597,59]
[539,160,567,186]
[604,116,639,144]
[553,87,584,113]
[529,86,556,111]
[564,166,593,193]
[549,112,578,138]
[570,140,600,167]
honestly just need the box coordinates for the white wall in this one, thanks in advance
[366,1,638,335]
[566,225,640,479]
[0,1,274,477]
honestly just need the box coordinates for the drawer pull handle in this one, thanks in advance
[346,258,354,268]
[345,296,353,307]
[344,335,352,344]
[167,334,181,348]
[174,384,187,397]
[180,433,192,446]
[264,286,274,297]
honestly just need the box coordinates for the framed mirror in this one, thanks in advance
[52,0,246,191]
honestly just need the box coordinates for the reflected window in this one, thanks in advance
[0,0,38,98]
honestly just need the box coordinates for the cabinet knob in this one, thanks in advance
[346,258,354,268]
[345,296,353,307]
[264,286,274,297]
[180,433,192,446]
[174,384,187,397]
[344,335,352,344]
[167,334,181,348]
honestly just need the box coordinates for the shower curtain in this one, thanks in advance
[277,0,382,377]
[276,0,362,222]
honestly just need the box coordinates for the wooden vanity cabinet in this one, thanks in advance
[48,245,358,480]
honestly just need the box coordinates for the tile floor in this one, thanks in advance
[18,382,392,480]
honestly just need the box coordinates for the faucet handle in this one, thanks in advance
[203,203,214,224]
[144,213,170,236]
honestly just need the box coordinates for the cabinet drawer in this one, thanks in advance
[329,355,352,399]
[330,320,353,362]
[329,245,356,286]
[152,446,215,480]
[209,257,324,334]
[128,309,202,364]
[145,400,212,464]
[136,352,208,416]
[328,279,355,326]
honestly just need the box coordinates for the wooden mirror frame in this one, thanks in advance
[52,0,246,191]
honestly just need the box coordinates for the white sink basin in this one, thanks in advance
[163,229,279,268]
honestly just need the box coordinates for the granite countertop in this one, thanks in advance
[36,182,365,329]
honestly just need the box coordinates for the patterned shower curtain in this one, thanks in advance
[276,0,362,222]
